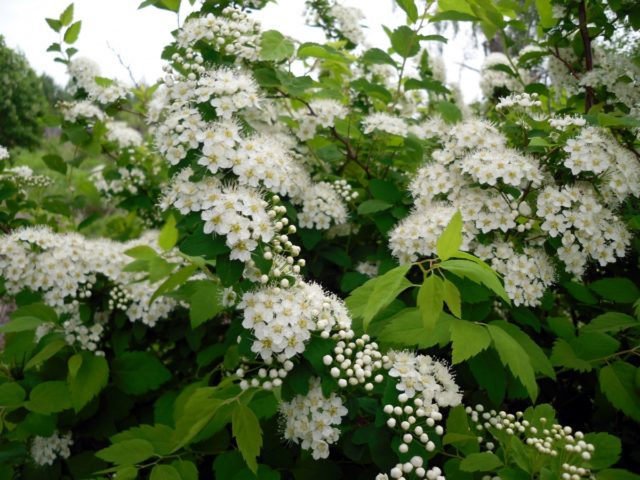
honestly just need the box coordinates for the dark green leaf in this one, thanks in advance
[112,352,171,395]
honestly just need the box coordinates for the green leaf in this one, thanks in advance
[362,48,396,67]
[492,321,555,379]
[442,278,462,318]
[582,312,639,334]
[96,439,155,465]
[150,264,198,303]
[60,3,74,25]
[379,308,452,348]
[550,339,592,372]
[596,470,640,480]
[42,154,67,175]
[599,362,640,421]
[435,101,463,123]
[357,199,393,215]
[12,303,58,323]
[0,382,26,406]
[535,0,555,28]
[112,352,171,395]
[159,215,178,251]
[46,18,63,32]
[171,460,198,480]
[260,30,294,61]
[27,381,71,414]
[437,210,462,260]
[440,259,509,303]
[67,351,109,412]
[125,245,158,260]
[361,265,412,330]
[589,278,640,303]
[450,320,490,364]
[0,316,43,333]
[390,26,420,58]
[396,0,419,22]
[563,281,597,304]
[487,324,538,400]
[25,339,67,371]
[114,467,138,480]
[584,432,621,470]
[112,424,175,456]
[150,464,181,480]
[417,274,444,331]
[172,387,223,451]
[189,281,223,329]
[232,404,262,474]
[459,452,503,472]
[297,42,348,63]
[64,21,82,44]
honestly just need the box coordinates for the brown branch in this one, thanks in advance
[578,0,594,112]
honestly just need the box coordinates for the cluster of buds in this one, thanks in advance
[323,333,386,391]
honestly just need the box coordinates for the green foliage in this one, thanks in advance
[0,36,48,148]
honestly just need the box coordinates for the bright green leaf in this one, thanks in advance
[27,381,71,414]
[64,21,82,44]
[232,403,262,474]
[436,210,462,260]
[150,464,181,480]
[159,215,178,251]
[96,439,155,465]
[450,319,490,364]
[487,324,538,400]
[260,30,295,61]
[60,3,74,25]
[360,265,412,330]
[417,274,444,331]
[189,280,223,328]
[67,351,109,412]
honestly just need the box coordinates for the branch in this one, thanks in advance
[578,0,594,112]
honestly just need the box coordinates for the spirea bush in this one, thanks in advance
[0,0,639,479]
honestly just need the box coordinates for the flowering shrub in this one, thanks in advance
[0,0,639,479]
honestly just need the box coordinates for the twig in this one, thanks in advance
[578,0,594,112]
[107,42,140,88]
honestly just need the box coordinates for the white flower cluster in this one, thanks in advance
[378,460,445,480]
[91,165,146,197]
[160,168,276,261]
[195,68,260,119]
[0,227,178,332]
[328,4,366,45]
[176,8,261,61]
[496,92,542,110]
[459,147,542,188]
[294,99,347,141]
[355,260,379,278]
[63,316,105,355]
[385,350,462,408]
[536,185,630,275]
[467,405,595,479]
[331,179,358,202]
[562,126,640,203]
[30,431,73,466]
[362,113,409,137]
[60,100,105,123]
[479,53,524,97]
[239,280,351,361]
[549,115,586,131]
[153,63,349,231]
[3,166,52,189]
[67,57,128,104]
[280,377,348,460]
[475,242,555,307]
[580,46,640,109]
[324,333,385,390]
[298,181,349,229]
[0,145,9,160]
[105,121,143,148]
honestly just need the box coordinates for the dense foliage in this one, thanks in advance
[0,36,48,149]
[0,0,639,479]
